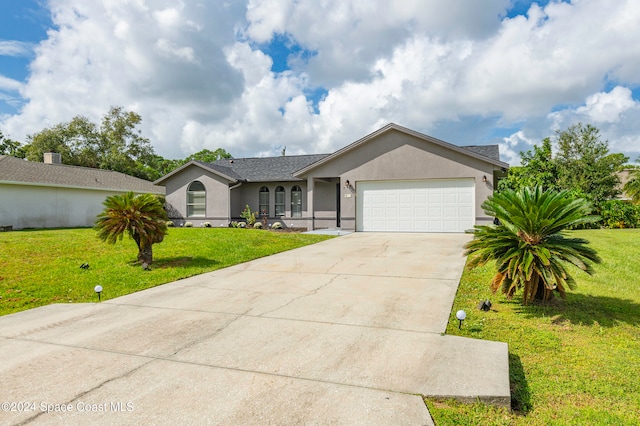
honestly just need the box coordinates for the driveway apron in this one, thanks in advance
[0,233,510,425]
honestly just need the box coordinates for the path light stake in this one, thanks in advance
[94,285,103,302]
[456,310,466,330]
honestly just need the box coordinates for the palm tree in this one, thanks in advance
[95,192,168,266]
[465,187,601,305]
[623,167,640,204]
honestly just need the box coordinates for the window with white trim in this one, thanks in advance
[259,186,269,217]
[275,186,285,217]
[187,181,206,217]
[291,185,302,218]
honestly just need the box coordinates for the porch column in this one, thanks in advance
[306,176,314,231]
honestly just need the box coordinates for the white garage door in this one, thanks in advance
[356,179,475,232]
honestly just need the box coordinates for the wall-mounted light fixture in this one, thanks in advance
[344,179,350,188]
[482,175,487,183]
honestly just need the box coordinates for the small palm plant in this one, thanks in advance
[624,167,640,204]
[95,192,168,266]
[465,187,601,304]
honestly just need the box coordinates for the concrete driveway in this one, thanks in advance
[0,233,509,425]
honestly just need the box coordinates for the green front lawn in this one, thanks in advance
[427,229,640,425]
[2,228,638,424]
[0,227,333,316]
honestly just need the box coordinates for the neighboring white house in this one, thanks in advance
[0,153,164,230]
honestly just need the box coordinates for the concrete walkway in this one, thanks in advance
[0,233,509,425]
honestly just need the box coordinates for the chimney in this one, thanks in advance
[44,152,61,164]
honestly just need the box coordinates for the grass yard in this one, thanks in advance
[427,229,640,425]
[0,227,333,316]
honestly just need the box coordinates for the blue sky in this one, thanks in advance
[0,1,52,98]
[1,0,639,164]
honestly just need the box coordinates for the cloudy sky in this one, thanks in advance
[1,0,639,165]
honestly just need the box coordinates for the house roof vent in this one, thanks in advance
[44,152,62,164]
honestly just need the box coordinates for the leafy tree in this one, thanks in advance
[500,123,627,209]
[499,137,559,191]
[185,148,232,163]
[19,108,234,180]
[97,107,156,179]
[0,130,25,157]
[141,155,183,180]
[22,107,158,180]
[95,192,168,266]
[555,123,628,204]
[465,187,601,305]
[624,162,640,204]
[24,122,75,162]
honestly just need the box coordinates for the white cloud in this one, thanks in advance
[0,40,33,57]
[2,0,640,166]
[155,39,198,64]
[499,131,537,166]
[0,76,22,92]
[576,86,637,124]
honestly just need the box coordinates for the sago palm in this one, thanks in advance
[95,192,168,266]
[465,187,601,304]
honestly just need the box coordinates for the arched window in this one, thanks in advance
[259,186,269,217]
[187,181,206,217]
[275,186,285,217]
[291,185,302,218]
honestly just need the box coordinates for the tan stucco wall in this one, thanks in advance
[230,182,310,228]
[163,165,230,227]
[0,184,144,230]
[302,129,501,231]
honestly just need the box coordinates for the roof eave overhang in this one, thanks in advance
[0,180,165,194]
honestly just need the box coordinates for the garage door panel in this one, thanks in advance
[428,193,442,203]
[443,206,459,216]
[357,179,475,233]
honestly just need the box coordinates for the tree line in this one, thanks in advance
[0,106,231,182]
[499,123,640,227]
[2,110,639,222]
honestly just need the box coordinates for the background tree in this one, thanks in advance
[0,130,25,157]
[97,107,156,179]
[184,148,232,163]
[555,123,627,204]
[23,122,76,163]
[12,108,234,181]
[95,192,168,266]
[499,123,627,206]
[465,186,601,305]
[499,137,559,191]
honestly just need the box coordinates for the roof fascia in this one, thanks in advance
[0,180,164,194]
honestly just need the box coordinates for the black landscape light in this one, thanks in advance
[478,299,492,311]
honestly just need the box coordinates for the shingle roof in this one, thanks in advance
[172,142,502,184]
[461,145,501,162]
[207,154,330,182]
[0,155,164,194]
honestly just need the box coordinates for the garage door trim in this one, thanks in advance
[356,178,475,233]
